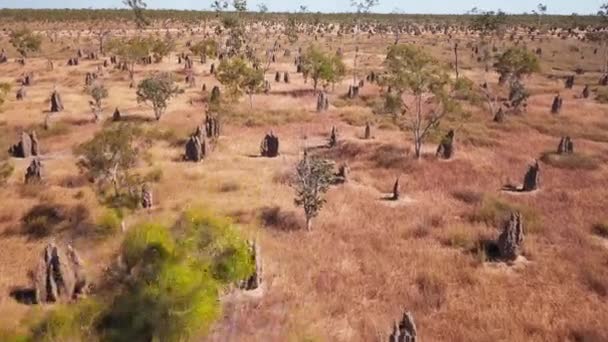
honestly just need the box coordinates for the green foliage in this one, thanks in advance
[293,156,334,230]
[285,16,300,43]
[123,0,150,28]
[300,45,346,90]
[9,28,42,57]
[29,299,105,342]
[383,44,450,96]
[86,82,109,121]
[76,124,141,196]
[178,208,255,282]
[149,37,174,62]
[216,57,264,105]
[494,47,540,81]
[122,222,175,270]
[189,39,218,58]
[382,44,455,158]
[136,72,183,120]
[97,209,122,236]
[469,10,508,35]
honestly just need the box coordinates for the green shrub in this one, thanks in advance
[103,259,220,342]
[470,196,542,233]
[179,208,254,283]
[122,222,175,270]
[96,209,122,236]
[29,299,105,342]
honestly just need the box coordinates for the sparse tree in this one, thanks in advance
[494,47,540,113]
[350,0,379,88]
[149,38,174,63]
[9,28,42,61]
[293,155,334,231]
[533,3,548,28]
[189,39,218,61]
[494,47,541,82]
[123,0,150,29]
[107,37,151,81]
[300,45,346,91]
[382,44,457,159]
[86,82,109,122]
[136,73,183,121]
[76,124,140,197]
[216,57,264,107]
[257,3,268,13]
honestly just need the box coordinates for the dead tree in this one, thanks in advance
[391,177,400,201]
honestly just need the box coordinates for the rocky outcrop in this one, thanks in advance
[34,243,87,304]
[8,131,39,158]
[497,212,524,261]
[389,311,417,342]
[184,135,206,162]
[239,241,263,291]
[260,132,279,157]
[50,90,64,113]
[550,94,562,114]
[25,158,43,184]
[522,160,540,192]
[328,126,338,148]
[205,113,221,139]
[141,184,153,209]
[436,130,455,160]
[557,136,574,155]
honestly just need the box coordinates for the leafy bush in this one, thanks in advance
[178,208,254,283]
[21,209,254,341]
[29,299,105,342]
[122,222,175,270]
[96,209,122,236]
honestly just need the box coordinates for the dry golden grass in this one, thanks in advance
[0,21,607,342]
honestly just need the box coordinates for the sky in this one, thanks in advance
[0,0,604,15]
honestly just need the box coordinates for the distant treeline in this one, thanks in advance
[0,8,603,27]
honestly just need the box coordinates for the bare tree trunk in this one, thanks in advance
[413,95,423,159]
[306,217,312,231]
